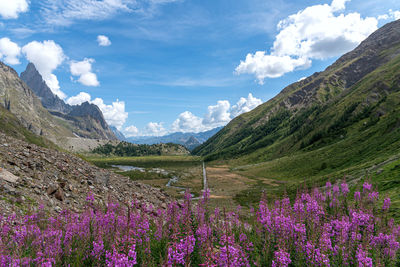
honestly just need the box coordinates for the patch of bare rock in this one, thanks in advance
[0,133,171,216]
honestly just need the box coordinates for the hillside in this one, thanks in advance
[193,20,400,204]
[92,141,190,156]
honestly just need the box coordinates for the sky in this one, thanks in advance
[0,0,399,137]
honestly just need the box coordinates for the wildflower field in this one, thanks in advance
[0,181,399,266]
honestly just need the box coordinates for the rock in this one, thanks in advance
[377,169,384,174]
[54,188,64,201]
[47,185,58,195]
[54,206,62,213]
[0,168,19,183]
[2,184,16,195]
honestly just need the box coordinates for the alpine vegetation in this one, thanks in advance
[0,181,399,266]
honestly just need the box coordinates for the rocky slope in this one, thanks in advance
[0,132,171,216]
[20,63,117,141]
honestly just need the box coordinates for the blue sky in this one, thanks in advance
[0,0,399,137]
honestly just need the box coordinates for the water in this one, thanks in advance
[112,165,145,172]
[112,164,195,198]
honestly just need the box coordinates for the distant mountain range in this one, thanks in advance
[126,127,223,150]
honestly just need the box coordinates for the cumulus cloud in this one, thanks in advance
[145,122,167,136]
[172,94,263,133]
[230,93,263,118]
[66,92,128,130]
[0,0,29,19]
[65,92,91,105]
[0,38,21,65]
[91,98,128,130]
[236,0,378,84]
[22,40,66,98]
[378,9,400,21]
[124,125,139,137]
[236,53,311,84]
[97,35,111,46]
[70,58,99,87]
[203,100,231,128]
[171,111,204,133]
[123,94,263,136]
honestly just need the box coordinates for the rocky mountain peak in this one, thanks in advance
[20,62,117,141]
[20,63,72,114]
[68,101,108,129]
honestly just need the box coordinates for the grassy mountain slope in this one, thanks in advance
[193,20,400,210]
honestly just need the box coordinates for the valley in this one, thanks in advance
[0,6,400,265]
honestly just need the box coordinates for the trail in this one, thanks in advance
[202,162,207,192]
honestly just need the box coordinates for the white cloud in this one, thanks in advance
[236,53,311,84]
[171,111,204,133]
[145,122,167,136]
[230,93,262,118]
[202,100,231,128]
[0,38,21,65]
[392,10,400,20]
[379,9,400,21]
[0,0,29,19]
[124,125,139,137]
[236,0,378,84]
[41,0,134,26]
[66,92,128,130]
[97,35,111,46]
[40,0,181,26]
[91,98,128,130]
[66,92,91,105]
[22,40,66,98]
[70,58,99,87]
[171,94,263,134]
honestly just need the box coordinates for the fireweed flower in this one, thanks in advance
[272,250,291,267]
[354,191,362,202]
[1,183,400,266]
[383,197,391,211]
[363,182,372,193]
[341,182,349,196]
[356,247,373,267]
[368,191,379,203]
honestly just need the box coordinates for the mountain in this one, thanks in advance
[110,126,127,141]
[20,63,117,141]
[0,61,75,145]
[20,63,72,114]
[193,20,400,193]
[127,127,223,149]
[184,136,201,151]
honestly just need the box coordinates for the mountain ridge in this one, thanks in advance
[127,127,223,149]
[194,19,400,161]
[20,63,117,141]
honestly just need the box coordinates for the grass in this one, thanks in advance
[84,155,204,199]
